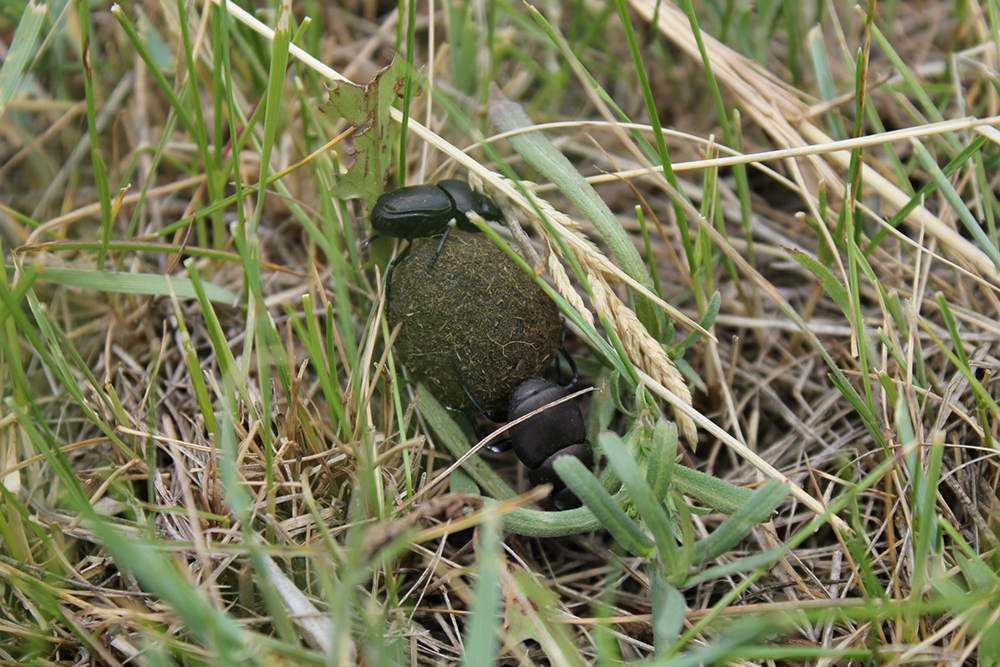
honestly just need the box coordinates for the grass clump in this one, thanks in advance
[2,0,1000,665]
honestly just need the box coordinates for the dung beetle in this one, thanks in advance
[505,377,593,510]
[367,179,504,252]
[371,180,506,310]
[465,355,593,510]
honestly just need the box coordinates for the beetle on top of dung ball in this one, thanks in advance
[365,179,504,266]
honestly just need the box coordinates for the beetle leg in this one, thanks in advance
[557,347,579,391]
[556,324,579,390]
[427,225,453,270]
[483,436,513,454]
[458,375,507,424]
[457,376,512,452]
[462,380,507,425]
[361,232,381,252]
[384,240,413,312]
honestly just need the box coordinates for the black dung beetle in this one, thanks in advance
[368,179,504,250]
[465,360,592,511]
[505,377,593,510]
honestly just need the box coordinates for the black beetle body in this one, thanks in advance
[505,377,593,510]
[436,179,504,228]
[461,346,591,509]
[371,180,505,308]
[370,179,503,241]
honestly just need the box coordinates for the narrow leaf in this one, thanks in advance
[693,480,788,563]
[35,266,235,304]
[786,248,850,319]
[555,456,655,556]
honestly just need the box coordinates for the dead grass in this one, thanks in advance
[1,0,999,665]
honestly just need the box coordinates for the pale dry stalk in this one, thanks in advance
[629,0,1000,286]
[589,272,698,445]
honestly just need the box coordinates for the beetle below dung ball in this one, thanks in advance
[503,377,593,510]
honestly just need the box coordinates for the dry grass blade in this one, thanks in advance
[629,0,1000,286]
[6,0,1000,664]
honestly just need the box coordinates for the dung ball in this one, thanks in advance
[385,231,562,415]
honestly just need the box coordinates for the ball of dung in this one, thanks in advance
[385,230,562,415]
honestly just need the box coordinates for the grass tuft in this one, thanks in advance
[3,0,1000,664]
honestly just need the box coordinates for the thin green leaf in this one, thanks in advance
[672,291,721,356]
[493,503,605,537]
[252,0,292,236]
[807,25,847,141]
[601,430,680,569]
[0,0,47,118]
[646,421,678,499]
[554,455,655,556]
[911,137,1000,271]
[786,248,850,319]
[911,433,944,604]
[671,465,754,515]
[693,480,788,563]
[651,574,686,655]
[685,546,788,587]
[33,266,236,303]
[460,517,503,667]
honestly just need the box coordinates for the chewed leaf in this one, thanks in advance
[321,56,413,208]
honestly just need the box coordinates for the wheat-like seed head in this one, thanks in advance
[588,273,698,445]
[546,250,594,327]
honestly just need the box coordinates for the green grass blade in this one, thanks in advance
[0,0,47,118]
[786,249,850,319]
[692,480,788,563]
[910,137,1000,271]
[646,421,678,499]
[601,430,680,571]
[807,25,847,141]
[459,517,503,667]
[651,574,686,655]
[554,455,655,556]
[251,0,292,237]
[79,0,113,267]
[31,266,236,303]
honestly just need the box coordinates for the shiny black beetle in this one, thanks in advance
[466,366,592,510]
[370,180,506,305]
[368,179,504,250]
[504,377,593,510]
